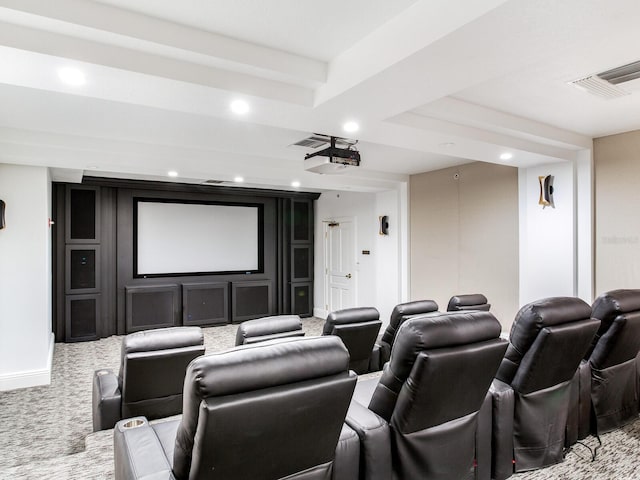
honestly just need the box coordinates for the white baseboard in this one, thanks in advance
[313,307,328,319]
[0,333,54,391]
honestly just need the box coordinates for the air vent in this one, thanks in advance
[201,179,224,185]
[569,75,629,99]
[598,60,640,85]
[292,135,330,149]
[291,134,357,149]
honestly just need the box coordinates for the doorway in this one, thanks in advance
[323,218,356,313]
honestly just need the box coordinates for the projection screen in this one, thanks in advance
[135,200,261,276]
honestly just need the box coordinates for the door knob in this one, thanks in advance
[346,273,352,279]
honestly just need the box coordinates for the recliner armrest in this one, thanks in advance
[114,417,175,480]
[92,369,122,431]
[333,424,360,480]
[369,344,382,372]
[490,379,515,480]
[345,400,392,480]
[576,359,592,441]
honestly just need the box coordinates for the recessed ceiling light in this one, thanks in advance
[230,99,250,115]
[234,176,244,183]
[291,180,301,188]
[343,121,359,133]
[439,142,456,148]
[86,165,99,170]
[58,67,86,86]
[500,152,513,161]
[167,170,178,177]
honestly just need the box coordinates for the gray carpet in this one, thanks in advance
[1,319,640,479]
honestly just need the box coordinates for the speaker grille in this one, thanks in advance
[70,189,96,240]
[70,249,96,290]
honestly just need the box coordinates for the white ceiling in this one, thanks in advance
[0,0,639,192]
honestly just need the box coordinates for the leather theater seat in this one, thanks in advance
[369,300,439,372]
[235,314,304,345]
[346,310,508,480]
[113,336,360,480]
[92,326,205,431]
[490,297,599,479]
[573,289,640,440]
[447,293,491,312]
[322,307,382,374]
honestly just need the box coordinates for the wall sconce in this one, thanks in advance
[538,175,555,209]
[379,215,389,235]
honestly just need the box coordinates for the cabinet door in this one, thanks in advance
[182,282,229,326]
[65,245,101,294]
[291,283,312,317]
[65,186,100,244]
[125,285,180,332]
[291,200,312,243]
[291,245,312,282]
[65,294,101,342]
[231,280,273,323]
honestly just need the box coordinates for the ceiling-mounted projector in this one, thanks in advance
[303,136,360,174]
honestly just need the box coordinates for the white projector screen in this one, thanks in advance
[136,201,261,275]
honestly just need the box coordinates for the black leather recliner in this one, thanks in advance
[323,307,382,374]
[447,293,491,312]
[490,297,600,480]
[92,326,205,431]
[369,300,439,371]
[347,311,508,480]
[235,314,304,345]
[573,289,640,439]
[113,336,360,480]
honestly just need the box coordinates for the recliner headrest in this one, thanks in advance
[508,297,592,352]
[397,311,502,350]
[323,307,380,335]
[591,289,640,335]
[447,294,490,311]
[235,315,302,345]
[185,336,349,398]
[122,326,204,356]
[389,311,502,381]
[390,300,439,327]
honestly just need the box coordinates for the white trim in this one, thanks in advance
[313,307,328,319]
[0,333,54,391]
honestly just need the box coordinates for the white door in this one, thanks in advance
[324,219,355,312]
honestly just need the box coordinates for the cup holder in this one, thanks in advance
[122,419,145,429]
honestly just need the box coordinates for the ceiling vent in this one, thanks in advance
[568,60,640,99]
[598,60,640,85]
[569,75,629,99]
[201,179,225,185]
[291,134,357,149]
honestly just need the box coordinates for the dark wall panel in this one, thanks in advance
[54,178,318,341]
[232,280,272,323]
[126,285,180,332]
[182,282,228,326]
[65,294,100,342]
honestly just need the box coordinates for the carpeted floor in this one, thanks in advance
[1,318,640,479]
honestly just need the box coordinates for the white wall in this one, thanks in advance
[314,188,405,326]
[518,156,593,305]
[374,189,403,323]
[0,164,54,390]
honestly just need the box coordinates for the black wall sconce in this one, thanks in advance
[538,175,555,209]
[0,199,5,229]
[379,215,389,235]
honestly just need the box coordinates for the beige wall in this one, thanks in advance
[594,130,640,295]
[410,162,519,331]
